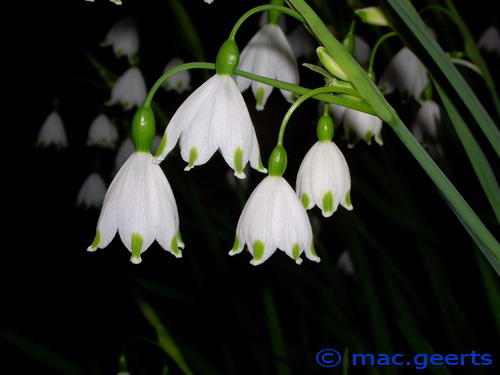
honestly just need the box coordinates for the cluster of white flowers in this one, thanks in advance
[43,3,462,266]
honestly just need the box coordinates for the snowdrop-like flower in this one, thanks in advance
[162,58,191,93]
[296,115,352,217]
[288,26,316,59]
[343,108,383,148]
[37,112,68,149]
[478,26,500,55]
[87,114,119,148]
[354,35,371,67]
[204,0,214,4]
[86,0,122,4]
[108,67,147,111]
[102,17,137,63]
[88,152,183,264]
[411,100,441,146]
[378,47,428,100]
[337,250,355,275]
[155,40,266,178]
[234,24,299,110]
[77,173,107,208]
[229,146,320,265]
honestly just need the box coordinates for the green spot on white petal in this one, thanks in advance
[230,236,240,254]
[375,132,384,145]
[177,230,184,248]
[258,156,266,172]
[88,230,101,251]
[171,235,181,256]
[345,191,353,209]
[256,86,265,110]
[365,130,373,144]
[292,243,300,262]
[131,233,143,264]
[253,240,265,262]
[234,147,244,177]
[154,134,167,158]
[322,191,334,214]
[302,193,310,209]
[187,147,198,170]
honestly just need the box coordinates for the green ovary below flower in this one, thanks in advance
[296,140,353,216]
[87,152,183,264]
[229,175,320,265]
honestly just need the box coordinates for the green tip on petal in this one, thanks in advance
[292,243,302,265]
[177,231,185,248]
[252,240,265,263]
[301,193,310,209]
[170,235,182,258]
[256,86,265,111]
[229,236,241,255]
[375,132,384,146]
[258,156,267,173]
[87,230,101,251]
[154,133,167,159]
[131,233,143,264]
[185,147,198,171]
[345,191,353,210]
[234,147,245,178]
[365,130,374,144]
[322,191,334,216]
[308,242,321,262]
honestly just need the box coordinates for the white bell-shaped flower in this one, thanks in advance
[102,17,138,63]
[354,35,371,67]
[230,175,320,265]
[37,111,68,149]
[230,146,320,266]
[77,173,107,208]
[411,100,441,146]
[378,47,428,100]
[337,250,355,275]
[108,67,147,111]
[287,26,315,59]
[296,115,352,217]
[87,114,119,148]
[478,26,500,55]
[234,24,299,110]
[343,108,383,148]
[88,152,183,264]
[154,74,266,178]
[162,58,191,93]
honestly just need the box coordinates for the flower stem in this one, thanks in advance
[229,5,305,41]
[368,31,397,74]
[277,86,346,146]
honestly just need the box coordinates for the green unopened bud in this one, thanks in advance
[216,39,240,75]
[316,114,335,142]
[268,145,287,177]
[317,47,350,81]
[367,69,376,82]
[131,106,156,153]
[355,7,390,27]
[342,21,356,56]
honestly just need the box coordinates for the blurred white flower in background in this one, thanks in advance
[37,112,68,149]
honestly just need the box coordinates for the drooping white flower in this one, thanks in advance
[287,26,316,59]
[296,142,352,217]
[87,114,119,148]
[336,250,355,275]
[343,108,383,148]
[154,74,266,178]
[37,112,68,149]
[162,58,191,93]
[204,0,214,4]
[102,17,137,63]
[85,0,122,4]
[478,26,500,55]
[229,175,320,265]
[234,24,299,110]
[114,135,162,171]
[88,152,183,264]
[411,100,441,146]
[354,35,371,67]
[108,67,147,111]
[378,47,428,100]
[77,173,107,208]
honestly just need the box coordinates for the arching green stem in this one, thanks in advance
[229,5,305,40]
[277,86,347,146]
[144,62,215,108]
[368,31,397,73]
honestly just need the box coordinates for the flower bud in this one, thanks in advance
[355,6,390,27]
[317,47,349,81]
